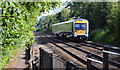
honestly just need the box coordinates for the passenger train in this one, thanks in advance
[52,19,89,40]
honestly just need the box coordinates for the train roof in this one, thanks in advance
[52,20,74,26]
[52,19,88,26]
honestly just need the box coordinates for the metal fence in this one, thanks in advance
[87,46,120,70]
[32,46,120,70]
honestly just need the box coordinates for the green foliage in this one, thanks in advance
[93,30,118,45]
[38,2,120,46]
[0,2,59,69]
[67,2,112,30]
[57,8,70,22]
[38,8,70,33]
[67,2,120,46]
[88,29,103,41]
[91,4,120,45]
[107,2,120,46]
[89,29,119,46]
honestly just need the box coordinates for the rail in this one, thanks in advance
[49,37,103,61]
[51,37,120,68]
[38,35,120,69]
[44,37,87,65]
[38,47,82,70]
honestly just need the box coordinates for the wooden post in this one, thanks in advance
[32,60,34,70]
[39,48,53,70]
[87,54,92,70]
[103,47,109,70]
[39,48,42,70]
[66,61,68,70]
[48,53,53,70]
[66,61,70,70]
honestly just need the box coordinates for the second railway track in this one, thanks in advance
[41,34,120,69]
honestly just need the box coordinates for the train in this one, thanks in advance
[52,19,89,40]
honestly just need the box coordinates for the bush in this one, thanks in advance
[0,2,59,69]
[88,29,103,40]
[90,29,119,46]
[41,27,52,34]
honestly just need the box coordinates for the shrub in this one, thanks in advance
[88,29,103,40]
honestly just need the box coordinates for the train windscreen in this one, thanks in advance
[75,23,87,30]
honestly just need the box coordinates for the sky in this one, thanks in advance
[38,5,66,20]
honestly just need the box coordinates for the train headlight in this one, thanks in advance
[75,32,77,35]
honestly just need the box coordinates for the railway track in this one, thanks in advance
[51,37,103,61]
[55,36,119,57]
[43,36,87,65]
[41,35,120,69]
[54,37,120,68]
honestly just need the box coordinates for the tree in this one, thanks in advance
[60,8,70,21]
[107,2,120,45]
[66,2,112,30]
[0,2,59,69]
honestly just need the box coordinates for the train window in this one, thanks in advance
[75,23,87,30]
[75,24,80,27]
[81,24,86,28]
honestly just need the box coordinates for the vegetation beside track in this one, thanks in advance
[90,2,120,46]
[0,2,59,69]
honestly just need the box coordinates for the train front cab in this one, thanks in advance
[73,19,89,40]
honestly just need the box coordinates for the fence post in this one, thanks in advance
[87,54,92,70]
[39,48,42,70]
[49,53,53,70]
[39,48,53,70]
[66,61,69,70]
[103,47,109,70]
[66,61,71,70]
[32,60,34,70]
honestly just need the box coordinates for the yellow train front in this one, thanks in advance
[73,19,89,40]
[52,19,89,40]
